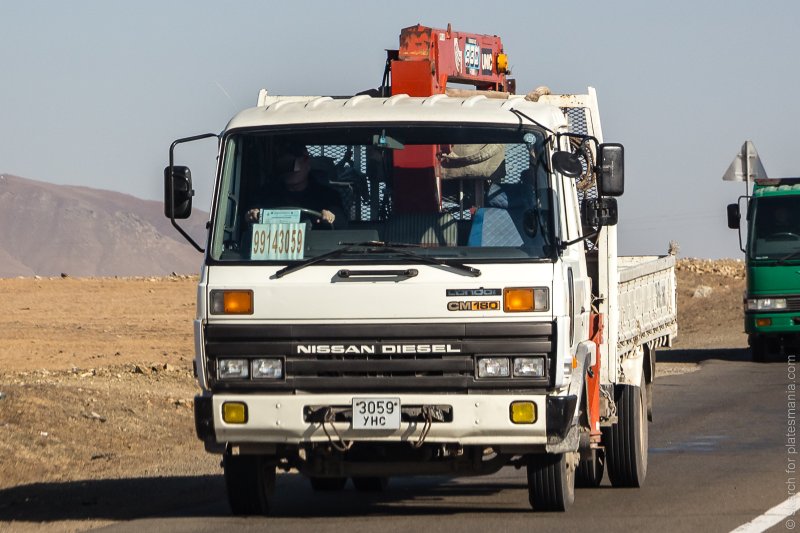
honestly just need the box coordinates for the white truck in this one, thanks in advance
[165,86,677,514]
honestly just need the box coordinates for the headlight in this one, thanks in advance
[217,358,249,379]
[746,298,787,311]
[477,357,510,378]
[513,357,546,378]
[252,358,283,379]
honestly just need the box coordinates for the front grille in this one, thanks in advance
[204,322,554,392]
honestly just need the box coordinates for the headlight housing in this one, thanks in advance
[746,298,787,311]
[513,357,546,378]
[252,358,283,379]
[217,358,249,379]
[477,357,510,378]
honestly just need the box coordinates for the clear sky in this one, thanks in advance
[1,0,797,259]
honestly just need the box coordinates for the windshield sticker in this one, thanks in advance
[259,209,301,224]
[446,288,501,297]
[251,223,305,260]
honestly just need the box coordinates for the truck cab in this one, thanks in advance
[728,178,800,360]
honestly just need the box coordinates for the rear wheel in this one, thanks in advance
[309,477,348,491]
[603,369,648,487]
[223,453,275,516]
[352,477,389,492]
[526,453,575,512]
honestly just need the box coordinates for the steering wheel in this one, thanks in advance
[770,232,800,241]
[271,206,332,227]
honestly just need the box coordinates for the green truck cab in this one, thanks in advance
[728,178,800,360]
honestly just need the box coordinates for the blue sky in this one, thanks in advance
[1,0,797,258]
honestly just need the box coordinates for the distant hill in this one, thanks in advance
[0,174,208,277]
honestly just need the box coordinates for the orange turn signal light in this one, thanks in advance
[504,288,534,312]
[210,290,254,315]
[756,318,772,327]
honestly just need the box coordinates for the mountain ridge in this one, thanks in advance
[0,174,207,277]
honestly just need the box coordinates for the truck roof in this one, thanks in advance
[223,93,570,133]
[754,177,800,197]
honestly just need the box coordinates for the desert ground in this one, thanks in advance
[0,259,748,531]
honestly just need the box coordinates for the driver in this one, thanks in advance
[246,143,345,227]
[770,205,796,236]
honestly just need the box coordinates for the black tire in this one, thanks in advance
[751,335,768,363]
[352,477,389,492]
[603,370,648,488]
[526,453,575,512]
[575,449,604,488]
[223,453,275,516]
[309,476,348,491]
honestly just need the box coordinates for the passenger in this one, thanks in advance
[246,143,345,228]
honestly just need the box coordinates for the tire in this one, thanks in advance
[352,477,389,492]
[575,449,604,488]
[526,453,575,512]
[223,453,275,516]
[603,370,648,488]
[309,476,348,491]
[751,335,768,363]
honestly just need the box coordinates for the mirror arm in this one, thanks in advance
[167,133,218,254]
[559,229,600,251]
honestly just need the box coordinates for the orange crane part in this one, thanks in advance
[389,25,514,214]
[587,313,604,441]
[391,24,513,98]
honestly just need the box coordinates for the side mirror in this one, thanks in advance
[551,151,583,178]
[597,143,624,196]
[727,203,740,229]
[582,197,618,227]
[164,165,194,219]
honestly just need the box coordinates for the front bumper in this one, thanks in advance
[745,312,800,335]
[195,392,576,447]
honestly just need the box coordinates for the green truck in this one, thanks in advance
[727,176,800,360]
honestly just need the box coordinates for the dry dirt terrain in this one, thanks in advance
[0,259,748,531]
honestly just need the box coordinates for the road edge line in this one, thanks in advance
[730,493,800,533]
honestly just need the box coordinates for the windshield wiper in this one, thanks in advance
[273,241,481,278]
[778,248,800,265]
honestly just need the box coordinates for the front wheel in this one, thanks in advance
[603,370,648,487]
[526,453,575,512]
[751,335,769,363]
[223,453,275,516]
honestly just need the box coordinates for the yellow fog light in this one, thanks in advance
[756,318,772,327]
[211,290,253,315]
[510,401,537,424]
[222,402,248,424]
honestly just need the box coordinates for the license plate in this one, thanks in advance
[351,398,401,430]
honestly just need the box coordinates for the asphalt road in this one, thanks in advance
[14,347,800,532]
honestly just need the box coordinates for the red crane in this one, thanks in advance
[387,24,515,213]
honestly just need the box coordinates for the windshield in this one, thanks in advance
[749,195,800,261]
[208,125,555,264]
